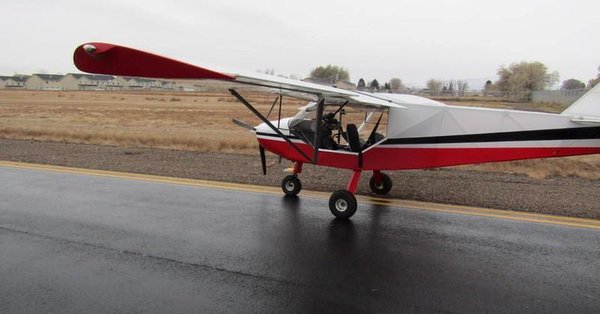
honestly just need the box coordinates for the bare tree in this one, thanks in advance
[561,79,586,90]
[495,61,559,92]
[588,66,600,88]
[389,78,405,93]
[310,65,350,82]
[456,80,468,96]
[426,79,443,96]
[483,80,493,96]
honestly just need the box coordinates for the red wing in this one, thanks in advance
[73,42,406,108]
[73,42,235,80]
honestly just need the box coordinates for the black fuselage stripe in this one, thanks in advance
[256,132,301,140]
[382,127,600,145]
[258,127,600,145]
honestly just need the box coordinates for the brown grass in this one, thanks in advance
[1,90,599,179]
[0,90,301,154]
[456,156,600,180]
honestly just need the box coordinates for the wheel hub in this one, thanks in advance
[285,181,295,191]
[335,199,348,212]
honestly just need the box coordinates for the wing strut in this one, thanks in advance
[312,98,325,163]
[229,89,312,162]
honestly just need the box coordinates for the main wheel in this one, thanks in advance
[369,173,392,195]
[329,190,357,219]
[281,175,302,196]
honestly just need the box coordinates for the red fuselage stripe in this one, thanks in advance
[258,137,600,170]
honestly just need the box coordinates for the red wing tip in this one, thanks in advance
[74,42,236,81]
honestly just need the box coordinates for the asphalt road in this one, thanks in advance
[1,163,599,313]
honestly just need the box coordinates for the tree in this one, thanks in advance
[588,66,600,88]
[357,78,366,91]
[561,79,586,90]
[426,79,443,96]
[456,80,468,96]
[310,65,350,82]
[495,61,559,92]
[483,80,493,96]
[369,79,380,91]
[383,82,391,92]
[389,78,405,93]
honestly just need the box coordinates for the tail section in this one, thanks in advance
[562,83,600,119]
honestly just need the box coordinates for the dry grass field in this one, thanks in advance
[1,90,599,179]
[0,90,302,154]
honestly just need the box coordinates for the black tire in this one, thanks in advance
[369,173,392,195]
[281,175,302,196]
[329,190,357,219]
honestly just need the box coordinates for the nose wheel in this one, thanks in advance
[329,190,357,219]
[281,175,302,196]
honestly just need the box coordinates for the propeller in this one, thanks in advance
[232,118,255,130]
[231,118,265,174]
[259,145,267,175]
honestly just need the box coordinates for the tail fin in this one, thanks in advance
[562,83,600,118]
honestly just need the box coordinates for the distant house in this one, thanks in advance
[173,80,202,92]
[160,80,177,90]
[125,77,163,90]
[93,75,122,90]
[1,72,207,91]
[332,80,356,91]
[61,73,121,90]
[27,74,65,90]
[2,75,28,89]
[302,77,356,91]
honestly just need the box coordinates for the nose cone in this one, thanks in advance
[255,122,272,134]
[255,118,292,136]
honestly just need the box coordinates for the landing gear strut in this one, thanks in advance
[280,167,390,219]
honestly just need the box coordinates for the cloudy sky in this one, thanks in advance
[1,0,598,88]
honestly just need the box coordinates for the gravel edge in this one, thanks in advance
[1,139,599,220]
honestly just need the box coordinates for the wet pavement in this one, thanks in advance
[1,165,599,313]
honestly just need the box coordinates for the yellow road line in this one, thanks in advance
[1,160,599,230]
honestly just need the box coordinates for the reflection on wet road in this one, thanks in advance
[1,163,599,313]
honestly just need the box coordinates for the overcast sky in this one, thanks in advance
[1,0,598,88]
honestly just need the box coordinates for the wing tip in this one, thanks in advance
[73,42,236,80]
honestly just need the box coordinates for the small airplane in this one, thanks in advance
[74,42,600,219]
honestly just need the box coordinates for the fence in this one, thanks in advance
[531,89,588,106]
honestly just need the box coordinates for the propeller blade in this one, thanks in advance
[232,118,255,130]
[259,145,267,175]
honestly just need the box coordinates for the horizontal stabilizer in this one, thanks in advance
[571,117,600,125]
[73,42,235,80]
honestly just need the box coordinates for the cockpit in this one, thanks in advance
[288,101,387,152]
